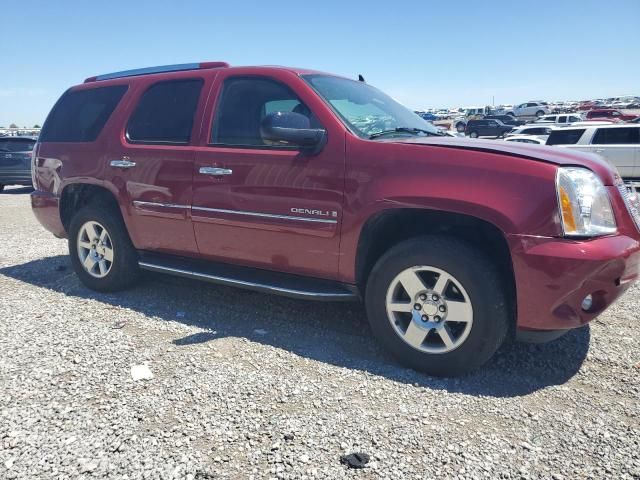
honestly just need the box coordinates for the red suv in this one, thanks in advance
[31,62,640,376]
[586,109,639,122]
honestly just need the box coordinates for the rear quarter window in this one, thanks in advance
[40,85,128,142]
[546,129,586,145]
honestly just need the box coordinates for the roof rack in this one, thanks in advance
[84,62,229,83]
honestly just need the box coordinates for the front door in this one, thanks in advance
[191,73,345,280]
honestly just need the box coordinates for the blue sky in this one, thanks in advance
[2,0,639,126]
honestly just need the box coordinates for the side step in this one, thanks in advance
[138,252,359,301]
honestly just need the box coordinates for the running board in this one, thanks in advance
[138,252,358,301]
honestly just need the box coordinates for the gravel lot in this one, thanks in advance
[1,186,639,479]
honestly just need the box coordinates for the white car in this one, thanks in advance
[505,102,551,118]
[535,114,583,126]
[546,124,640,177]
[504,125,556,140]
[504,135,546,145]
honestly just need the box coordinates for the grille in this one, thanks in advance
[617,182,640,232]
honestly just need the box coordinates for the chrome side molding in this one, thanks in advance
[191,206,338,224]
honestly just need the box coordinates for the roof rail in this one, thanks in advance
[84,62,229,83]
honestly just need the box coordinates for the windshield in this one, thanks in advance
[302,75,440,139]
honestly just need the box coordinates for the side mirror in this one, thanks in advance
[260,111,327,154]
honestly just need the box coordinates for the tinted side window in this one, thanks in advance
[40,85,127,142]
[546,129,586,145]
[212,77,319,147]
[592,128,640,145]
[127,79,203,144]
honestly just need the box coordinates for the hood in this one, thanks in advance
[382,136,618,185]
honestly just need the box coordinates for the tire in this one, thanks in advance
[506,112,514,117]
[455,122,466,133]
[469,131,479,138]
[365,235,510,377]
[535,110,545,118]
[68,203,140,292]
[0,184,4,193]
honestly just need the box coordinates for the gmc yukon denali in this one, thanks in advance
[31,62,640,376]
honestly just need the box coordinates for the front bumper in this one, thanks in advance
[31,190,66,238]
[510,233,640,331]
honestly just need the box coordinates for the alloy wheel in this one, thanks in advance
[76,221,114,278]
[385,266,473,354]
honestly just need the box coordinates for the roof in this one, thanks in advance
[84,62,333,83]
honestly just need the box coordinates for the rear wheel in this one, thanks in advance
[456,122,466,133]
[69,204,140,292]
[536,110,545,118]
[365,236,509,377]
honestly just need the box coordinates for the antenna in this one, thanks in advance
[358,74,366,83]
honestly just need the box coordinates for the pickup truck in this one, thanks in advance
[30,62,640,376]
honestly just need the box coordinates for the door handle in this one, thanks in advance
[110,159,136,169]
[595,149,605,153]
[199,167,233,176]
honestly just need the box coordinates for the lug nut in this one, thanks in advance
[432,294,439,301]
[421,315,428,321]
[419,294,427,301]
[414,304,422,311]
[434,315,442,322]
[439,305,446,312]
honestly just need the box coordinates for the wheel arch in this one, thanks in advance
[59,182,122,233]
[354,208,517,334]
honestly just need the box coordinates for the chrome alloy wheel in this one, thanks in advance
[77,221,114,278]
[385,266,473,354]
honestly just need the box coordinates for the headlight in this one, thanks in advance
[556,167,616,237]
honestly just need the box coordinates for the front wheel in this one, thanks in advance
[536,110,545,118]
[69,204,140,292]
[456,122,466,133]
[365,236,510,377]
[469,131,479,138]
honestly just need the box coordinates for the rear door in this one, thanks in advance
[190,71,346,280]
[105,76,208,255]
[590,127,639,178]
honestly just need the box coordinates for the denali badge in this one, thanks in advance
[291,208,338,217]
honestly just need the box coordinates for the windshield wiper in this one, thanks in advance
[369,127,442,139]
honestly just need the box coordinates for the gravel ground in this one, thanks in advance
[1,186,639,480]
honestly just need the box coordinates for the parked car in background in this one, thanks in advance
[505,102,551,118]
[578,101,604,111]
[416,111,439,121]
[465,119,513,138]
[504,136,546,145]
[535,114,583,126]
[505,125,555,140]
[32,62,640,377]
[0,136,37,192]
[586,109,639,122]
[546,124,640,177]
[484,115,526,127]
